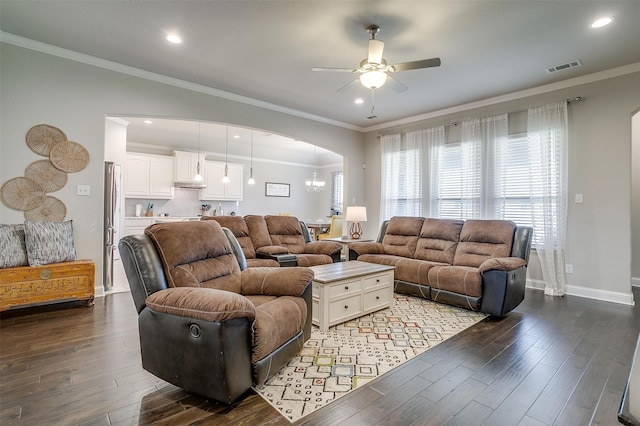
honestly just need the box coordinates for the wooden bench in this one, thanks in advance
[0,260,95,311]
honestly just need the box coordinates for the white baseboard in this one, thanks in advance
[526,279,635,306]
[633,277,640,288]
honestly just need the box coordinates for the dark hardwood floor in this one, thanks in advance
[1,287,638,425]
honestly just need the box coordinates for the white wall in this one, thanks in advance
[632,111,640,286]
[364,71,640,304]
[0,43,364,292]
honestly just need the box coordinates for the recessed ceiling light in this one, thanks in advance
[233,135,240,139]
[354,98,364,104]
[591,17,614,28]
[166,34,182,44]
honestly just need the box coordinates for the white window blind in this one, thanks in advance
[380,133,423,219]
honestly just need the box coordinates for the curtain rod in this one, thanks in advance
[378,96,584,136]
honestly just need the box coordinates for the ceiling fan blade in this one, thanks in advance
[336,78,360,93]
[387,75,408,93]
[368,39,384,65]
[390,57,441,72]
[311,67,355,72]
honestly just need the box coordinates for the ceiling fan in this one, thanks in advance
[312,25,441,94]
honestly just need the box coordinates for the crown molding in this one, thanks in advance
[0,32,364,132]
[3,32,638,135]
[365,62,640,132]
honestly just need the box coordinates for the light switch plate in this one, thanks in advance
[575,193,583,204]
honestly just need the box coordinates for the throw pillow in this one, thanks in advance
[24,220,77,266]
[0,224,29,268]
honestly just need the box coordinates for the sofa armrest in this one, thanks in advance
[478,257,527,275]
[304,241,343,256]
[348,241,385,256]
[256,245,291,256]
[240,267,314,297]
[145,287,256,322]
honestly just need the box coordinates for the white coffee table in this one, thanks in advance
[310,261,395,331]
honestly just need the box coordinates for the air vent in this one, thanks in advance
[546,60,582,73]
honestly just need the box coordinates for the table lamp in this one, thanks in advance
[346,206,367,239]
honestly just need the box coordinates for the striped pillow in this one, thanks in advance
[24,220,77,266]
[0,224,29,268]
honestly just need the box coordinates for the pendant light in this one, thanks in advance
[305,146,325,192]
[247,130,256,185]
[222,126,230,183]
[193,123,203,182]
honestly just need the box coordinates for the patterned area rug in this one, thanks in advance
[253,294,487,422]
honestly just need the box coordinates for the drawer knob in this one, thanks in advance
[376,296,380,300]
[376,279,380,282]
[344,285,349,290]
[344,305,349,310]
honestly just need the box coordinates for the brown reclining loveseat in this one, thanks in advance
[348,216,533,317]
[203,214,342,267]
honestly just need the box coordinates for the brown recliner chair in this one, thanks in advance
[118,220,313,404]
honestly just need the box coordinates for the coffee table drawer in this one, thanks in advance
[364,287,392,311]
[329,279,361,298]
[329,294,362,323]
[363,272,392,289]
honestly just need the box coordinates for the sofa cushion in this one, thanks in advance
[244,215,274,249]
[0,224,28,268]
[414,218,464,264]
[146,287,256,322]
[381,216,425,258]
[202,216,257,259]
[24,220,77,266]
[429,265,483,299]
[246,258,280,267]
[453,220,516,268]
[264,215,307,254]
[248,295,307,363]
[395,258,446,286]
[295,254,333,267]
[145,221,242,292]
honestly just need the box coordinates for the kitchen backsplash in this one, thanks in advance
[125,188,241,217]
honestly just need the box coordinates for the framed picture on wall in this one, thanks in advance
[265,182,290,197]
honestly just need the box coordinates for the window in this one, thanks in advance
[431,141,481,220]
[331,171,343,214]
[380,133,423,219]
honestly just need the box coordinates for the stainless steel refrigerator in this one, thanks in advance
[104,161,122,291]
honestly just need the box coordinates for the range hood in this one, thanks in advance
[173,181,207,189]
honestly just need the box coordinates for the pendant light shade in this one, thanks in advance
[193,123,203,182]
[305,146,325,192]
[222,126,230,183]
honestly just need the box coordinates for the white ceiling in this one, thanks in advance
[2,1,639,158]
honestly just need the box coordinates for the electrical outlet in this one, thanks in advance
[77,185,90,196]
[575,193,583,204]
[565,264,573,274]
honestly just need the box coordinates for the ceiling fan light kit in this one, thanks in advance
[312,24,441,117]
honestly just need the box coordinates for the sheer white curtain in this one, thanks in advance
[380,133,423,219]
[424,126,446,215]
[528,101,568,296]
[457,115,508,218]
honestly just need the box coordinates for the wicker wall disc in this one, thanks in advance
[0,177,46,211]
[26,124,67,157]
[50,141,90,173]
[24,196,66,222]
[25,160,68,193]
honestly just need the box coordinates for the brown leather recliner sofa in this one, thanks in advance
[118,220,314,404]
[348,216,533,317]
[203,214,342,267]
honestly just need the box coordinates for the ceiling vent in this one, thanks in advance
[546,60,582,73]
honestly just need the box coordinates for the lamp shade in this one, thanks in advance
[360,71,388,89]
[346,206,367,222]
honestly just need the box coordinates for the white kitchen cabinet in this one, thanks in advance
[174,151,206,183]
[199,161,244,201]
[124,153,174,199]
